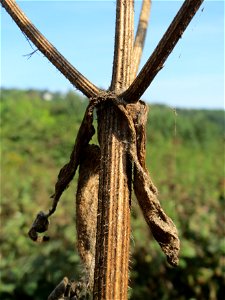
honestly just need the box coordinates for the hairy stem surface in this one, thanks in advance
[93,2,135,299]
[94,102,131,300]
[110,0,134,91]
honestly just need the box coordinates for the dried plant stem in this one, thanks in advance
[110,0,134,91]
[94,103,131,300]
[93,2,134,299]
[130,0,151,81]
[121,0,204,102]
[1,0,100,99]
[2,0,205,298]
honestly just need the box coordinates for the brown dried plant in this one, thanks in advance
[1,0,204,299]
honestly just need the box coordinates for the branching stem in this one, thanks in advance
[121,0,204,102]
[2,0,204,299]
[1,0,100,99]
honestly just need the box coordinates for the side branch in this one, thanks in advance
[130,0,151,81]
[120,0,204,102]
[1,0,100,99]
[110,0,134,92]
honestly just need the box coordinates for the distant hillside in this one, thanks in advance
[1,88,224,300]
[1,88,224,145]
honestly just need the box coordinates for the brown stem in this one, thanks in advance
[120,0,204,102]
[94,102,131,300]
[1,0,100,99]
[130,0,152,81]
[93,2,134,298]
[110,0,134,92]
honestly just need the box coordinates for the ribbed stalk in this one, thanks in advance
[110,0,134,92]
[94,102,131,300]
[130,0,151,81]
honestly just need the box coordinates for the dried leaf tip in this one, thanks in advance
[28,211,50,242]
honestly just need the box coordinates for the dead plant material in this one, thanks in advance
[28,103,95,241]
[122,100,180,266]
[76,144,100,291]
[121,0,204,102]
[48,277,68,300]
[93,102,132,300]
[0,0,100,98]
[28,211,50,242]
[47,277,88,300]
[133,166,180,266]
[50,103,95,214]
[131,0,152,81]
[2,0,205,297]
[27,93,179,283]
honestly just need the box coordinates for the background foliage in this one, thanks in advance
[1,89,224,299]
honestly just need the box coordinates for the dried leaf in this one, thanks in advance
[28,103,96,241]
[76,144,100,290]
[127,100,180,266]
[133,165,180,266]
[50,103,96,215]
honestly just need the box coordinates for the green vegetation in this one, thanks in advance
[1,89,224,299]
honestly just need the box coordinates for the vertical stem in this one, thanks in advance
[130,0,152,81]
[94,102,131,299]
[93,1,134,298]
[110,0,134,92]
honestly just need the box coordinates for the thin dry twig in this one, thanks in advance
[130,0,152,81]
[120,0,204,102]
[1,0,100,99]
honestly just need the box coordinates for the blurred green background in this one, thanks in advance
[1,89,224,299]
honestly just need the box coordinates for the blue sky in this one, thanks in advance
[1,0,224,109]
